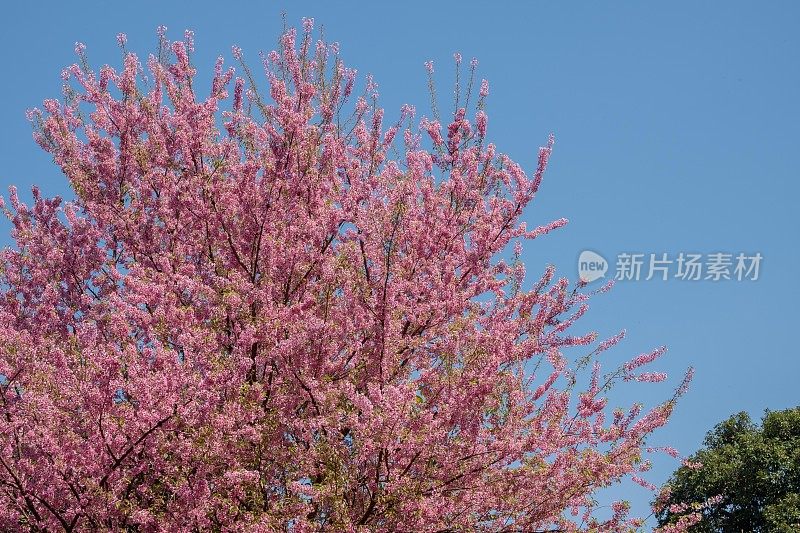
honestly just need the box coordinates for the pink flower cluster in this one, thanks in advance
[0,24,691,532]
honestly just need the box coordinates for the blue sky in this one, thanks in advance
[1,1,798,524]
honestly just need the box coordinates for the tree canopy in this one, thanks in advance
[0,21,691,531]
[656,407,800,532]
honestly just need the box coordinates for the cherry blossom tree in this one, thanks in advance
[0,21,691,531]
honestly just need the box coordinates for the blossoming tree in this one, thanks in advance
[0,21,691,531]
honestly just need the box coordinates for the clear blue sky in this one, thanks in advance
[2,1,798,524]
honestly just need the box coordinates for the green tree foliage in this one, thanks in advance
[656,407,800,532]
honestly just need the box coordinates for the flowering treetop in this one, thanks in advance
[0,20,693,531]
